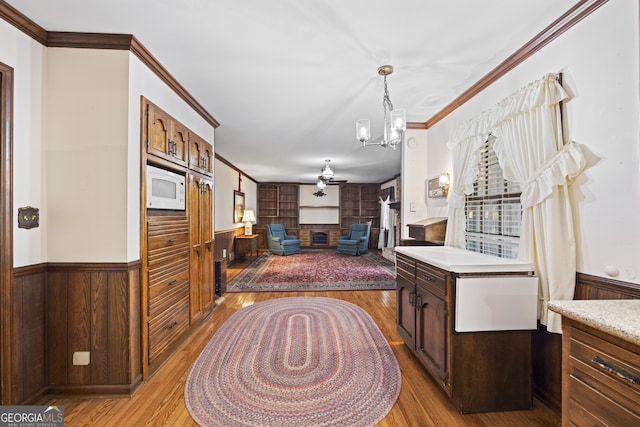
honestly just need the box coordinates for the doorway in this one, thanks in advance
[0,62,14,404]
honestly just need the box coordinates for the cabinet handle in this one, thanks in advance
[166,321,178,330]
[420,273,435,282]
[409,290,415,306]
[167,280,177,286]
[416,294,423,308]
[592,356,640,384]
[167,238,178,243]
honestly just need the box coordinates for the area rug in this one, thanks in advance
[184,297,401,427]
[227,249,396,292]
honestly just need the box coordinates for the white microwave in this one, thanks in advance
[146,165,186,210]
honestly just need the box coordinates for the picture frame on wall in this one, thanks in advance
[234,190,245,223]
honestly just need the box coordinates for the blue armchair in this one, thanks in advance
[336,224,371,256]
[266,224,301,256]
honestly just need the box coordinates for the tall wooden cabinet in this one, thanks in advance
[188,175,214,324]
[141,97,215,378]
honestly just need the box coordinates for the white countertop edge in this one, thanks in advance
[395,246,534,273]
[548,300,640,346]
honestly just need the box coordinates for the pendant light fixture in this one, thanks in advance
[356,65,406,150]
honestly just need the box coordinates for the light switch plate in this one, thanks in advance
[73,351,90,366]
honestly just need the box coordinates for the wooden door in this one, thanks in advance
[415,284,448,382]
[396,276,416,346]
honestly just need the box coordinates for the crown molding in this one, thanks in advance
[424,0,609,129]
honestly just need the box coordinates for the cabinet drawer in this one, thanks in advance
[149,297,190,362]
[568,371,640,425]
[416,262,447,296]
[568,326,640,417]
[148,228,189,252]
[396,254,415,280]
[149,267,190,318]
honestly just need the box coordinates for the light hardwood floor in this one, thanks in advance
[42,258,560,426]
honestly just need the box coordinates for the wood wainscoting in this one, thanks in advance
[12,261,142,404]
[532,272,640,414]
[214,227,245,265]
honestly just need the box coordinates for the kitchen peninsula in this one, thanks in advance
[395,246,538,413]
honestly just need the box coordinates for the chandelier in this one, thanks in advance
[315,160,334,196]
[356,65,406,150]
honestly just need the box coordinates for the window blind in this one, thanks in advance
[465,139,522,259]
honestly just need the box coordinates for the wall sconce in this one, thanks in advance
[241,209,256,235]
[438,173,450,196]
[427,173,450,198]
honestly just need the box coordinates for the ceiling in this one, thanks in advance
[6,0,577,184]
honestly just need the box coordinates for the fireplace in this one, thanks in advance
[312,231,328,246]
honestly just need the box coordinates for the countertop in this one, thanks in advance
[548,300,640,346]
[395,245,534,273]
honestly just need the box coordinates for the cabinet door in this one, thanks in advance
[170,120,189,167]
[396,276,416,346]
[188,176,202,322]
[200,180,214,311]
[415,285,448,382]
[188,133,212,176]
[189,175,214,322]
[188,138,202,173]
[146,102,171,160]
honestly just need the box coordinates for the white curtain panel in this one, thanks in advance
[446,73,586,333]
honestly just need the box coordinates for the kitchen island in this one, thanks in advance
[395,245,538,413]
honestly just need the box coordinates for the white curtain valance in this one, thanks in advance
[447,73,568,153]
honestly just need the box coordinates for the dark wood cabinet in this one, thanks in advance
[396,253,449,389]
[396,252,533,413]
[561,318,640,426]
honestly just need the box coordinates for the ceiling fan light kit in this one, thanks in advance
[357,65,406,150]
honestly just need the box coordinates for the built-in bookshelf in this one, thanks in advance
[255,182,381,250]
[339,184,380,233]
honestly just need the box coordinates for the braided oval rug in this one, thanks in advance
[185,297,401,427]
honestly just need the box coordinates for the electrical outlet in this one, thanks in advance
[409,202,416,212]
[222,249,227,258]
[73,351,90,366]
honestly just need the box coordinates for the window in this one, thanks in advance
[465,138,521,259]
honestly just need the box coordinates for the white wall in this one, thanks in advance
[401,129,428,239]
[1,19,47,268]
[214,158,257,231]
[418,1,640,283]
[45,48,130,263]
